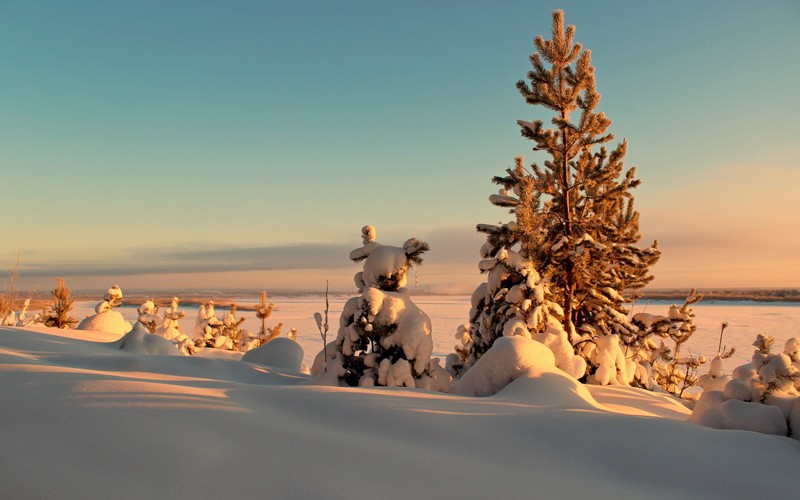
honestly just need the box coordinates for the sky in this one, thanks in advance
[1,0,798,294]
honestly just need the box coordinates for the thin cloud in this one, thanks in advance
[21,243,354,277]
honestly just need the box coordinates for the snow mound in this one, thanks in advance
[110,323,181,356]
[241,337,306,373]
[496,371,603,410]
[690,391,788,435]
[458,336,560,397]
[77,311,133,335]
[691,335,800,438]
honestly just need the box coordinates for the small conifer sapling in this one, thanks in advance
[45,278,77,329]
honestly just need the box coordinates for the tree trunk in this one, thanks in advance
[560,109,576,339]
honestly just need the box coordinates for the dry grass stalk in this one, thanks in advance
[0,249,21,318]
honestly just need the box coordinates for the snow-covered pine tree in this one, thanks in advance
[152,297,196,355]
[312,226,450,391]
[194,301,224,348]
[515,9,660,337]
[137,298,160,333]
[105,284,123,308]
[447,167,584,378]
[221,303,247,350]
[461,10,659,379]
[240,291,288,350]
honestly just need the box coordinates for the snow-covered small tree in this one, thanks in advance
[141,297,194,354]
[1,306,16,326]
[44,278,77,329]
[255,291,275,338]
[312,226,450,391]
[628,290,705,395]
[90,284,124,316]
[220,303,247,350]
[137,298,161,333]
[241,292,290,351]
[194,301,224,348]
[105,284,123,308]
[160,297,186,331]
[15,298,33,327]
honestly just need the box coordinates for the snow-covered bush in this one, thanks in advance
[194,301,224,348]
[150,297,195,355]
[312,226,450,391]
[13,298,34,327]
[690,334,800,439]
[77,284,132,335]
[627,290,706,395]
[696,322,736,393]
[194,302,250,351]
[697,356,730,393]
[221,303,247,349]
[14,298,44,327]
[2,307,17,326]
[137,298,161,333]
[105,284,123,309]
[193,297,292,353]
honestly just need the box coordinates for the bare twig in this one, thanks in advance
[717,321,729,356]
[314,281,330,372]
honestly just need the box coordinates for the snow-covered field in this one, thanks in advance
[99,295,800,374]
[1,296,799,498]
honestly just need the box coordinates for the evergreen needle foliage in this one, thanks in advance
[45,278,77,329]
[513,9,660,336]
[464,10,660,380]
[255,291,276,338]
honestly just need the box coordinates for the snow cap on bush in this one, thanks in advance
[349,225,429,292]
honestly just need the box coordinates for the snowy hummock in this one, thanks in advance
[111,322,182,356]
[241,337,307,373]
[76,310,133,335]
[2,324,800,499]
[458,336,560,397]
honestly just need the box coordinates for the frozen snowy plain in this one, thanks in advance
[1,296,799,499]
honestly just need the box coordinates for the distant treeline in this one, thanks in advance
[641,289,800,303]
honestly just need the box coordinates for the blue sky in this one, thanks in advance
[1,1,799,292]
